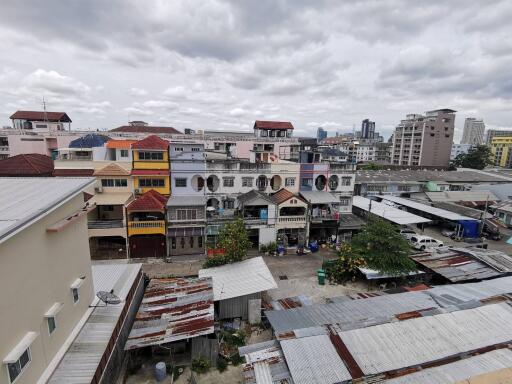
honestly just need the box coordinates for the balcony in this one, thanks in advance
[0,146,9,152]
[128,220,166,236]
[88,220,126,238]
[310,213,339,223]
[277,215,307,228]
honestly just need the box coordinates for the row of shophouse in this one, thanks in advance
[48,124,358,259]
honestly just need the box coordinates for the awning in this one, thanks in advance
[131,170,168,176]
[89,192,133,206]
[44,302,64,318]
[3,332,38,363]
[168,227,204,237]
[299,191,340,204]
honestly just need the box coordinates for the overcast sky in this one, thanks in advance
[1,1,512,140]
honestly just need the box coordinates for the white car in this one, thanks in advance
[410,235,444,251]
[399,228,417,240]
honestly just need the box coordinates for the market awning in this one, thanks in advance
[299,191,340,204]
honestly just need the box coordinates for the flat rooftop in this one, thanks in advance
[0,177,95,244]
[355,170,509,184]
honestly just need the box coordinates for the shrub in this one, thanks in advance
[191,357,211,374]
[216,357,228,372]
[230,352,245,366]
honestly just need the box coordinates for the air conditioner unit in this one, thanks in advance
[94,186,103,193]
[134,188,142,195]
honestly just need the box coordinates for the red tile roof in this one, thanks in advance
[10,110,72,122]
[94,163,131,176]
[127,190,167,211]
[270,188,307,205]
[111,125,181,134]
[0,154,54,176]
[254,120,294,130]
[53,168,94,177]
[106,139,137,149]
[132,135,169,150]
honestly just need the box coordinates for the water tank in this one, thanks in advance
[154,361,166,382]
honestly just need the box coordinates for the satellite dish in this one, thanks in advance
[96,289,121,305]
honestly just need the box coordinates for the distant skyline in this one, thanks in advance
[1,1,512,142]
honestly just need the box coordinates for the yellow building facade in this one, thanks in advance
[490,136,512,168]
[131,135,170,195]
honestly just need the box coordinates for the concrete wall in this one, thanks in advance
[0,194,94,384]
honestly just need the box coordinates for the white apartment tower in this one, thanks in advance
[461,118,485,145]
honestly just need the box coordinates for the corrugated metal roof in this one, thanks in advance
[199,257,277,301]
[410,248,505,283]
[299,191,340,204]
[266,291,440,335]
[339,303,512,376]
[253,362,274,384]
[125,277,214,350]
[426,190,499,202]
[456,247,512,273]
[239,340,293,384]
[352,196,431,225]
[427,276,512,307]
[166,195,205,206]
[384,348,512,384]
[49,263,142,384]
[280,334,352,384]
[0,177,95,244]
[381,195,475,221]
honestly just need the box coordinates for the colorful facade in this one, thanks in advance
[490,136,512,168]
[131,135,170,195]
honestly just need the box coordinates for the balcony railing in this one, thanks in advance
[278,216,306,224]
[0,146,9,152]
[88,220,124,229]
[128,220,166,235]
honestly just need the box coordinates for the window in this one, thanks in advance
[242,177,253,187]
[139,178,165,187]
[171,237,176,249]
[120,149,129,157]
[340,197,350,206]
[138,151,164,160]
[398,185,411,192]
[35,124,47,128]
[285,177,295,187]
[190,237,194,248]
[223,177,235,187]
[102,205,114,212]
[198,236,203,248]
[7,348,31,383]
[174,147,184,152]
[176,209,197,220]
[341,177,352,186]
[430,133,435,137]
[223,199,235,209]
[301,178,313,187]
[260,130,268,137]
[191,147,201,152]
[72,288,79,303]
[47,316,56,335]
[175,178,187,187]
[101,179,127,187]
[180,238,185,248]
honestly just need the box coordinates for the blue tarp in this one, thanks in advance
[69,134,109,148]
[458,220,479,238]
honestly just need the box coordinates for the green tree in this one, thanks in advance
[203,218,251,268]
[325,243,367,284]
[451,145,494,170]
[351,216,417,275]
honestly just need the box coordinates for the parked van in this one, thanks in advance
[410,235,444,250]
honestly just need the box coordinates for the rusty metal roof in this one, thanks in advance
[410,248,507,283]
[125,277,214,350]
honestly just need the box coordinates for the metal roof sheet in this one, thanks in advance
[125,277,214,350]
[426,190,499,203]
[49,263,142,384]
[166,195,205,206]
[266,291,440,335]
[239,340,293,384]
[0,177,95,244]
[280,334,352,384]
[199,257,277,301]
[339,303,512,376]
[410,248,505,283]
[352,196,431,225]
[88,192,133,206]
[384,348,512,384]
[381,195,475,221]
[299,191,340,204]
